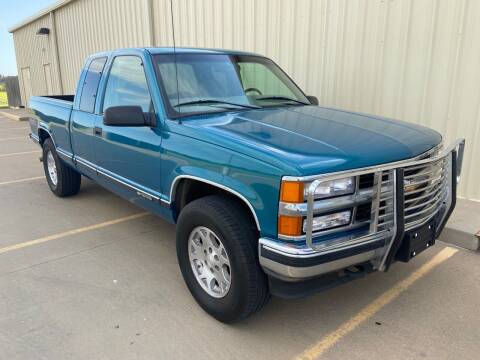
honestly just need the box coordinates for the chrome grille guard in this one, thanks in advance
[305,139,465,271]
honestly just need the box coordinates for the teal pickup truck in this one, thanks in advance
[28,47,465,322]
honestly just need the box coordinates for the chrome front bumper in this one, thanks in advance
[260,139,465,282]
[259,236,382,281]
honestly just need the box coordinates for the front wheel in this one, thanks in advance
[176,195,270,323]
[42,138,81,197]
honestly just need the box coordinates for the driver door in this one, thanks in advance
[93,55,162,199]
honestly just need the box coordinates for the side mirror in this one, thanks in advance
[306,95,319,106]
[103,106,148,126]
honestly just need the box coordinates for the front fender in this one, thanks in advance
[161,132,283,238]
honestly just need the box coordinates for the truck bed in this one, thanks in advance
[30,95,75,108]
[29,95,75,157]
[39,95,75,102]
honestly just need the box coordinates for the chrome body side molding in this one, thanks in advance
[29,125,259,230]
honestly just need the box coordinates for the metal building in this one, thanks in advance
[9,0,480,201]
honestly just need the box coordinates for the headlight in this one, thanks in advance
[280,176,355,204]
[303,210,352,232]
[278,176,355,237]
[308,177,355,199]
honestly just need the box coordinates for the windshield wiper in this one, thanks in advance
[173,99,260,110]
[256,96,309,105]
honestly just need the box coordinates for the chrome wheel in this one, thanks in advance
[188,226,231,298]
[46,151,58,186]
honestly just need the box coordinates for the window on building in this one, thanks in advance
[102,56,152,112]
[79,57,107,113]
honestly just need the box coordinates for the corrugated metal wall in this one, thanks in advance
[54,0,153,91]
[11,0,480,200]
[12,14,62,101]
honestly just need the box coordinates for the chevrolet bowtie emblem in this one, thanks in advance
[404,176,430,193]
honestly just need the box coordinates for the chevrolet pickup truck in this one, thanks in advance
[28,47,465,323]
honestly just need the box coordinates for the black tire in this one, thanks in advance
[42,138,81,197]
[176,195,270,323]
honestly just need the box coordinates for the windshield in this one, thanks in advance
[153,53,310,117]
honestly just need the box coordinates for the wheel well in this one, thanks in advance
[173,178,259,233]
[38,128,50,145]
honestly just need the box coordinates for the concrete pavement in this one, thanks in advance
[0,115,479,360]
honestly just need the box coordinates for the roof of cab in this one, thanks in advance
[88,47,263,59]
[146,47,261,56]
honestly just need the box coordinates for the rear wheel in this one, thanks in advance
[176,195,270,323]
[42,138,81,197]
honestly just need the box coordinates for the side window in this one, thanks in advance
[238,61,295,98]
[102,56,152,112]
[79,57,107,113]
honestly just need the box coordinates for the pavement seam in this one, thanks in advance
[0,176,44,186]
[0,239,120,279]
[0,212,150,255]
[0,150,41,158]
[0,136,28,142]
[0,127,29,132]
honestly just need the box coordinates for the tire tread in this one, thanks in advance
[177,195,270,322]
[43,138,81,197]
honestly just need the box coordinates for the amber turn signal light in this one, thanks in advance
[280,181,304,203]
[278,215,302,236]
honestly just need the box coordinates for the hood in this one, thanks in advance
[181,105,442,176]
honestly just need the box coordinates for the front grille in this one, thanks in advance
[282,139,464,266]
[403,156,449,230]
[284,139,465,270]
[377,170,395,232]
[301,154,447,240]
[355,203,371,222]
[359,173,374,189]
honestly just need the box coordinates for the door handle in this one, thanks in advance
[94,126,102,136]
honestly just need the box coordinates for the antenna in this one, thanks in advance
[170,0,181,121]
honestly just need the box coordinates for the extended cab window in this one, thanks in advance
[79,57,107,113]
[102,56,152,112]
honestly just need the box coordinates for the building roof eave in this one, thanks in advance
[8,0,74,33]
